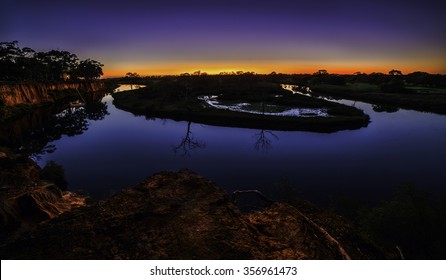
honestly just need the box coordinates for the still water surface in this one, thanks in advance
[27,84,446,205]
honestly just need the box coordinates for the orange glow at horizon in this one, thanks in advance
[102,61,446,77]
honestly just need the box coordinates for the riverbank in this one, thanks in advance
[112,77,369,132]
[0,81,113,121]
[311,83,446,115]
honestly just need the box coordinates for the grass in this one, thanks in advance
[112,77,370,132]
[312,83,446,115]
[406,86,446,94]
[332,185,446,259]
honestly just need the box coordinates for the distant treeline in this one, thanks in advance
[119,69,446,92]
[262,69,446,91]
[0,41,103,82]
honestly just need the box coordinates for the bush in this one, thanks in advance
[40,161,68,190]
[359,186,446,259]
[380,79,408,93]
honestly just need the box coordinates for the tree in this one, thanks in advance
[314,69,328,75]
[389,69,403,76]
[0,41,35,80]
[0,41,104,82]
[36,50,79,80]
[125,72,140,78]
[73,59,103,80]
[0,41,21,62]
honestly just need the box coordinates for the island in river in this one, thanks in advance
[112,75,370,132]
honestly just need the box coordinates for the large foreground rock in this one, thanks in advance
[0,156,87,245]
[1,169,382,259]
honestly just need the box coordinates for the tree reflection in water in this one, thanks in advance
[253,129,279,153]
[172,121,206,157]
[0,99,109,158]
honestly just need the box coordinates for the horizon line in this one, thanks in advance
[102,70,446,78]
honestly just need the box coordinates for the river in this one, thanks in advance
[5,84,446,205]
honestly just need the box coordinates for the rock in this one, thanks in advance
[0,152,6,158]
[0,169,376,260]
[0,157,87,245]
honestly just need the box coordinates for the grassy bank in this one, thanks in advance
[311,83,446,115]
[112,76,369,132]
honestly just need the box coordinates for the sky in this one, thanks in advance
[1,0,446,76]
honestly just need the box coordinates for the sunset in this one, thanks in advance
[2,0,445,76]
[1,0,446,276]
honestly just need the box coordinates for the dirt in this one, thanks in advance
[0,162,386,259]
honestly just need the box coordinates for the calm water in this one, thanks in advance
[7,84,446,205]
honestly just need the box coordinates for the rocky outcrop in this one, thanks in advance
[0,81,108,106]
[0,169,383,260]
[0,155,87,245]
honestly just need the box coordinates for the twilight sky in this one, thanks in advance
[2,0,445,76]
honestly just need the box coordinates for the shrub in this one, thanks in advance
[40,161,68,190]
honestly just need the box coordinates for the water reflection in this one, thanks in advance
[283,83,401,114]
[372,104,400,113]
[85,100,109,121]
[3,84,446,206]
[172,121,206,157]
[253,129,279,153]
[113,84,145,92]
[0,94,109,157]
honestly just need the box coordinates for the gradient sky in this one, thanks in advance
[2,0,445,76]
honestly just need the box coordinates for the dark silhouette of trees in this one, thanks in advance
[405,71,446,87]
[0,41,103,82]
[314,69,328,75]
[380,79,407,93]
[73,59,104,80]
[123,72,142,84]
[125,72,140,79]
[0,41,34,80]
[310,69,346,85]
[389,69,403,76]
[36,50,79,80]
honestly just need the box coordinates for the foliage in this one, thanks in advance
[0,41,103,81]
[310,81,446,115]
[125,72,140,78]
[72,59,104,80]
[380,78,410,93]
[333,186,446,259]
[40,161,68,190]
